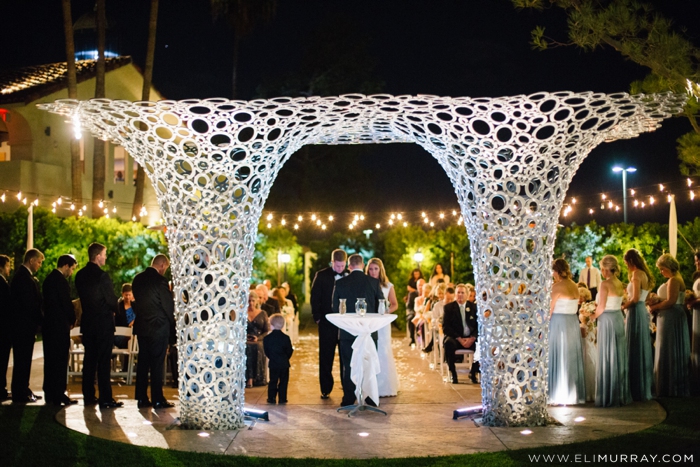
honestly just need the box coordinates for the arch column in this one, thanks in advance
[40,92,685,429]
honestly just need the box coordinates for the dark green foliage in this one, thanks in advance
[0,207,168,296]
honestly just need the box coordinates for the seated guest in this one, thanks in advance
[246,291,270,387]
[256,283,280,316]
[443,284,478,384]
[263,313,294,404]
[114,283,135,348]
[433,286,455,326]
[465,284,481,380]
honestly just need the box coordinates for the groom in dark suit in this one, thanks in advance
[331,254,384,407]
[311,248,347,399]
[443,284,479,384]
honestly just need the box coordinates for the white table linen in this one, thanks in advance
[326,313,397,406]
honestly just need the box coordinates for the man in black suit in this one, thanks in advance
[311,248,347,399]
[75,243,122,409]
[0,254,13,401]
[443,284,479,384]
[10,249,44,403]
[132,254,175,409]
[331,254,384,407]
[42,254,78,406]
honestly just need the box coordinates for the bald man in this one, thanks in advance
[132,254,175,409]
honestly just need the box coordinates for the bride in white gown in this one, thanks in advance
[366,258,400,397]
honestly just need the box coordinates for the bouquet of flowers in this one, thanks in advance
[645,293,662,335]
[578,301,597,342]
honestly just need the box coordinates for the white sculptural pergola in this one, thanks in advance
[41,91,685,429]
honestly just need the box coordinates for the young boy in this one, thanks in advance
[263,313,294,403]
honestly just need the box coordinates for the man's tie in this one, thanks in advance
[587,269,591,287]
[460,304,469,336]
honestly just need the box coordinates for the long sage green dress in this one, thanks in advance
[595,295,631,407]
[654,286,690,397]
[626,286,653,401]
[548,298,586,405]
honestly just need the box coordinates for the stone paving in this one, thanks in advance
[4,306,665,459]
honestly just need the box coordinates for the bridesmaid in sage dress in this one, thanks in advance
[648,254,690,397]
[622,249,655,401]
[548,259,586,405]
[593,255,631,407]
[246,291,270,388]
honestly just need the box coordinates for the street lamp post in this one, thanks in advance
[612,166,636,223]
[413,250,424,271]
[278,252,291,285]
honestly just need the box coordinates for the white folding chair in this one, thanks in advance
[111,326,133,383]
[67,327,84,383]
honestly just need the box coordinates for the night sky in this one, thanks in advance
[2,0,699,224]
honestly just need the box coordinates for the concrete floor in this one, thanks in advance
[4,307,666,459]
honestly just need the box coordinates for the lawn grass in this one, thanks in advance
[1,398,699,466]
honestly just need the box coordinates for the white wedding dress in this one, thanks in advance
[377,282,400,396]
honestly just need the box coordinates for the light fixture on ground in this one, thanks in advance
[40,91,685,429]
[612,166,636,223]
[453,405,483,420]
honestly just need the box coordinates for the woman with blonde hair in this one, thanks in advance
[548,259,586,405]
[366,258,399,396]
[622,249,655,401]
[648,254,690,396]
[593,255,631,407]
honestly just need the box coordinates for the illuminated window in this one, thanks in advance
[114,145,125,183]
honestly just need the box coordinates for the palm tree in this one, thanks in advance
[90,0,107,218]
[61,0,82,204]
[131,0,160,220]
[210,0,277,99]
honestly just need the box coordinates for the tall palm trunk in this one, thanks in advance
[132,0,159,220]
[62,0,82,204]
[91,0,107,218]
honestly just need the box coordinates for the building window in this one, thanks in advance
[114,145,125,183]
[0,109,10,161]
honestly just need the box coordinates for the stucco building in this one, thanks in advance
[0,57,162,223]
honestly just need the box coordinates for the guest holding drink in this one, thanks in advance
[593,255,631,407]
[548,259,586,405]
[622,249,655,401]
[648,254,690,397]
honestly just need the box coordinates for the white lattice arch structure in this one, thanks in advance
[40,92,685,429]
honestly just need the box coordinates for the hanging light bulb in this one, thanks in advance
[57,197,63,205]
[601,194,606,200]
[690,191,695,200]
[311,214,317,221]
[650,196,655,205]
[630,189,635,196]
[297,215,303,222]
[70,203,75,210]
[359,215,364,220]
[293,223,299,230]
[132,216,137,222]
[659,184,665,191]
[16,191,22,200]
[281,219,286,226]
[571,198,576,204]
[688,178,693,187]
[397,213,403,220]
[608,200,613,209]
[328,215,334,221]
[98,200,104,208]
[82,205,87,211]
[266,213,273,220]
[388,219,394,226]
[430,221,435,227]
[402,222,407,227]
[33,199,38,206]
[634,200,639,207]
[266,222,272,228]
[375,223,381,229]
[321,224,326,230]
[348,224,354,229]
[316,219,321,226]
[390,213,396,220]
[589,208,594,214]
[439,212,445,219]
[452,210,457,216]
[1,193,5,203]
[112,207,116,213]
[421,212,426,218]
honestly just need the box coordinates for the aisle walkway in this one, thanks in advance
[4,306,666,459]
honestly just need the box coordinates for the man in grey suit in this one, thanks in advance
[331,254,384,407]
